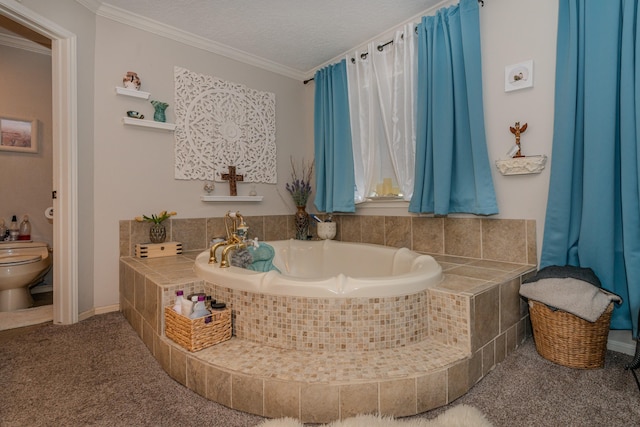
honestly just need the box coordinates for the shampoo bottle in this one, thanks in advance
[181,295,194,317]
[190,294,210,319]
[18,215,31,240]
[9,216,19,241]
[173,290,185,314]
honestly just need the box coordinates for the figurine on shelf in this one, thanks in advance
[126,110,144,119]
[123,71,141,90]
[150,100,169,122]
[509,121,528,158]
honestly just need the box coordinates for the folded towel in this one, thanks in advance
[520,277,622,322]
[246,242,280,273]
[523,265,602,288]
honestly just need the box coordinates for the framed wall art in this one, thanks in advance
[505,60,534,92]
[0,116,38,153]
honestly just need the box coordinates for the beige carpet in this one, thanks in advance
[1,311,639,426]
[257,405,492,427]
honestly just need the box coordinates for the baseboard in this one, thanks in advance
[608,330,637,356]
[78,304,120,322]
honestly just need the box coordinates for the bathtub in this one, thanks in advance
[194,239,442,298]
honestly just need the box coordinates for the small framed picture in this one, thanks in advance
[505,60,534,92]
[0,116,38,153]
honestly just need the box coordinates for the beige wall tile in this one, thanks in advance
[172,218,207,251]
[119,220,131,257]
[447,360,469,402]
[245,216,265,241]
[361,216,384,245]
[472,286,499,351]
[495,332,506,364]
[481,341,495,376]
[187,356,207,396]
[379,378,416,417]
[526,219,537,265]
[264,216,287,241]
[206,365,232,408]
[412,217,444,254]
[300,383,339,423]
[142,320,154,352]
[340,383,378,418]
[444,218,481,258]
[134,270,145,312]
[339,215,361,243]
[384,216,411,248]
[468,349,482,386]
[232,374,264,416]
[500,278,522,333]
[416,370,446,413]
[142,277,158,329]
[207,217,227,242]
[170,347,187,386]
[154,335,171,373]
[481,219,526,263]
[264,379,300,419]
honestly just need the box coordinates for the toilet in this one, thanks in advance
[0,241,52,312]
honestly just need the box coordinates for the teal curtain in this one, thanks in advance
[313,60,356,213]
[409,0,497,215]
[541,0,640,337]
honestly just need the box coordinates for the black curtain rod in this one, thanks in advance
[304,0,484,84]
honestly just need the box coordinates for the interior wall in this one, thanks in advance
[16,0,559,314]
[480,0,558,260]
[305,0,559,263]
[92,17,308,308]
[18,0,97,315]
[0,44,53,249]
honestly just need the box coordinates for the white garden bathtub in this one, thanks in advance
[194,239,442,298]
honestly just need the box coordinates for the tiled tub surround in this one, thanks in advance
[119,216,536,422]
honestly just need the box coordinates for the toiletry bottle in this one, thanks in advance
[181,295,194,317]
[173,290,185,314]
[18,215,31,240]
[9,215,19,241]
[0,219,6,241]
[190,295,210,319]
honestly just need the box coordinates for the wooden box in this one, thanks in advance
[135,242,182,259]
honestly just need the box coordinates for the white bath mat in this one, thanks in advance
[256,404,493,427]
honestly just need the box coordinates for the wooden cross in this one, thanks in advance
[221,165,243,196]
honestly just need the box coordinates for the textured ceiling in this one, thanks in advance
[99,0,446,76]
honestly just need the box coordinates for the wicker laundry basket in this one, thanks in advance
[528,300,613,369]
[165,306,231,352]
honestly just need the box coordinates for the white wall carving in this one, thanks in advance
[174,66,277,183]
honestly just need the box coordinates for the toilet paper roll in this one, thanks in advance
[45,207,54,219]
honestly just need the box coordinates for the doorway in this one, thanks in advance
[0,0,78,325]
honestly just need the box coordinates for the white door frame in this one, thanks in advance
[0,0,78,324]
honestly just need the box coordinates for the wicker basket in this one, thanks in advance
[164,306,231,352]
[529,300,613,369]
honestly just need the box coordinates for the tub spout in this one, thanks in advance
[209,240,230,264]
[220,242,247,268]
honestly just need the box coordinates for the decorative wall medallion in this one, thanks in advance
[174,66,277,183]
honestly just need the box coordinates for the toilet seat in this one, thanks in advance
[0,254,43,266]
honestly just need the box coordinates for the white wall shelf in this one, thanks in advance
[201,195,263,202]
[115,86,150,99]
[495,155,547,175]
[122,117,176,131]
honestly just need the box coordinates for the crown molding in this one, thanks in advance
[85,1,305,81]
[0,32,50,55]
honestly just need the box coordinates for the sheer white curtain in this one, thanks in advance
[373,23,417,200]
[346,23,418,202]
[346,45,379,203]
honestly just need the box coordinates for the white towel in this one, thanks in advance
[520,277,622,322]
